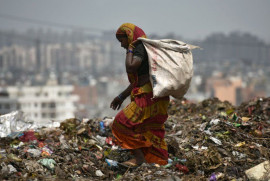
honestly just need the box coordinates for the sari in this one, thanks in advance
[112,23,170,165]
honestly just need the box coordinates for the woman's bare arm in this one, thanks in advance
[119,83,132,99]
[125,47,142,73]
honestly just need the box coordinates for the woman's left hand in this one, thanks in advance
[110,96,124,110]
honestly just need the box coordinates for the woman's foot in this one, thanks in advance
[121,148,145,167]
[121,158,139,167]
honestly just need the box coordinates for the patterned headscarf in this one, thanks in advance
[116,23,147,45]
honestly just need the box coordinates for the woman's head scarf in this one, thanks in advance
[116,23,147,45]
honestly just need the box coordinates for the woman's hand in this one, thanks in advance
[110,96,124,110]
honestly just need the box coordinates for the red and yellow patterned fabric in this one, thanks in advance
[112,82,169,165]
[116,23,147,45]
[113,23,169,165]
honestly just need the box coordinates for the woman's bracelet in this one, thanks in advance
[126,49,133,54]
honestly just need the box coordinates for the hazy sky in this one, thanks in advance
[0,0,269,42]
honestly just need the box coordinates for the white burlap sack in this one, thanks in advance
[138,38,198,99]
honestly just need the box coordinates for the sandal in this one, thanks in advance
[118,162,139,169]
[118,159,142,169]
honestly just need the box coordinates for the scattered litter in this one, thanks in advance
[27,149,41,157]
[210,137,222,145]
[38,158,56,170]
[96,170,104,177]
[0,97,269,180]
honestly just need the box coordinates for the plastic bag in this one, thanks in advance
[38,158,56,170]
[0,111,60,138]
[0,111,34,138]
[138,38,199,99]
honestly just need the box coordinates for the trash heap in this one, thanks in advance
[0,97,270,181]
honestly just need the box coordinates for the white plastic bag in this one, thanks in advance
[0,111,34,138]
[138,38,198,99]
[0,111,60,138]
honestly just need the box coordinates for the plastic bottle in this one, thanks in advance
[99,121,105,134]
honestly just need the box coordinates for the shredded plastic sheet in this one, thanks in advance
[0,111,60,138]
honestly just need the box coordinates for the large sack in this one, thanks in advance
[138,38,199,99]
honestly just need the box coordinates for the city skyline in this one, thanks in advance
[1,27,269,118]
[0,0,270,42]
[1,1,270,119]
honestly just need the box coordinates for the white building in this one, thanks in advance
[2,78,79,123]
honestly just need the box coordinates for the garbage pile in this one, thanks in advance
[0,97,269,180]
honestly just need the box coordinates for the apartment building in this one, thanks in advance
[1,77,79,122]
[0,45,36,72]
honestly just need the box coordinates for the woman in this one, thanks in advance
[110,23,170,167]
